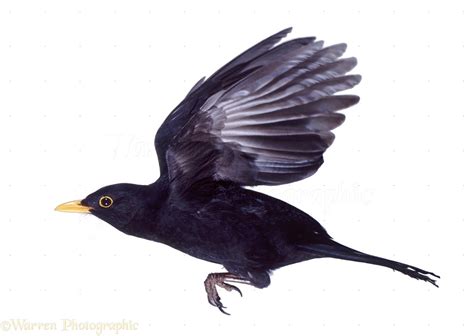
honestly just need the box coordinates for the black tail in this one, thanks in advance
[298,242,440,287]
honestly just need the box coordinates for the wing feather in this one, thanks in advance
[156,29,361,193]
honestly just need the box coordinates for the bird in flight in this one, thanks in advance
[56,28,439,314]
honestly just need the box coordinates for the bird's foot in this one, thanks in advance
[204,272,249,315]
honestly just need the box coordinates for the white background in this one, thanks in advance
[0,0,472,335]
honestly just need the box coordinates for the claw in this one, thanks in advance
[217,300,226,309]
[204,272,249,314]
[220,282,243,297]
[218,305,230,315]
[210,293,229,315]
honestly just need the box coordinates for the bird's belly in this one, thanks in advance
[157,212,281,268]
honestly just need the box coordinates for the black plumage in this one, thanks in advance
[56,28,439,314]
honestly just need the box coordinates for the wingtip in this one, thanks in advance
[338,42,348,53]
[354,74,362,84]
[274,27,293,39]
[347,56,358,67]
[346,94,361,106]
[335,95,361,107]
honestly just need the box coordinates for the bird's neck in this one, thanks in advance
[120,177,170,240]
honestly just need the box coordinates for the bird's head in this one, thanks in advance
[55,183,156,232]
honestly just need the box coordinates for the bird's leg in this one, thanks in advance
[204,272,251,315]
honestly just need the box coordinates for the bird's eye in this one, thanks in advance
[99,196,113,208]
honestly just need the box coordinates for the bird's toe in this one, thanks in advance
[207,292,230,315]
[219,282,243,297]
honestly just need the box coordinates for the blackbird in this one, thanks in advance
[56,28,439,314]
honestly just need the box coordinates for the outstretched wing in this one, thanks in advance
[154,28,361,193]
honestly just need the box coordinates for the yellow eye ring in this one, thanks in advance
[99,196,113,208]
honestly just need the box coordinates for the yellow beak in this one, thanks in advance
[55,200,91,213]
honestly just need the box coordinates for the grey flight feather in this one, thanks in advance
[155,28,361,194]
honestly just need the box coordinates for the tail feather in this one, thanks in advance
[298,242,440,287]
